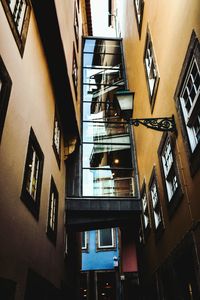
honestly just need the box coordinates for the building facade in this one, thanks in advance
[81,228,120,299]
[0,0,92,299]
[113,0,200,298]
[1,0,200,299]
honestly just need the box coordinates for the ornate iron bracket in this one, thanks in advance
[129,115,176,132]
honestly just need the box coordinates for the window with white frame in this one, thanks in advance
[158,133,183,216]
[47,176,58,244]
[149,169,164,233]
[144,29,159,110]
[8,0,27,34]
[81,232,88,251]
[150,181,161,229]
[1,0,31,56]
[97,228,115,249]
[134,0,144,36]
[141,182,150,231]
[52,111,61,168]
[161,138,178,201]
[180,57,200,152]
[21,128,44,219]
[174,31,200,175]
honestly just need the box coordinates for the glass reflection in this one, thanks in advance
[82,38,136,198]
[83,53,122,68]
[82,144,132,168]
[82,169,135,197]
[83,66,123,85]
[83,39,121,54]
[83,122,130,142]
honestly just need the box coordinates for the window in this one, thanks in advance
[174,31,200,175]
[52,111,61,168]
[158,133,183,215]
[47,176,58,244]
[21,128,44,219]
[1,0,31,56]
[97,228,116,250]
[149,168,164,236]
[144,28,160,111]
[133,0,144,37]
[141,180,150,238]
[74,1,79,51]
[72,44,78,96]
[81,231,88,251]
[0,56,12,143]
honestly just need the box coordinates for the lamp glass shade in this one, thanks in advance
[115,90,134,112]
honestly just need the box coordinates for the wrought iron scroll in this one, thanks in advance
[130,116,176,132]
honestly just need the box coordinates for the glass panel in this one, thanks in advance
[81,232,86,248]
[83,101,117,121]
[99,228,113,247]
[83,53,122,68]
[82,38,137,198]
[83,122,130,142]
[83,82,125,101]
[83,39,121,54]
[83,66,123,84]
[83,145,132,168]
[82,169,135,197]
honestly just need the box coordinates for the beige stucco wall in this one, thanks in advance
[117,0,200,273]
[0,4,67,299]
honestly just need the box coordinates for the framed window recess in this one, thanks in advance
[144,27,160,112]
[74,1,79,51]
[0,56,12,143]
[158,133,183,217]
[47,176,59,245]
[81,231,89,252]
[1,0,31,56]
[96,228,116,251]
[149,167,164,239]
[20,128,44,219]
[141,180,151,240]
[52,111,61,168]
[72,44,78,97]
[133,0,144,37]
[174,31,200,175]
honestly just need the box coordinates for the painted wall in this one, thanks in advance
[116,0,200,279]
[0,0,88,299]
[121,229,138,273]
[82,229,119,271]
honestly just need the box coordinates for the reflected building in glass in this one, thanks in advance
[82,38,138,198]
